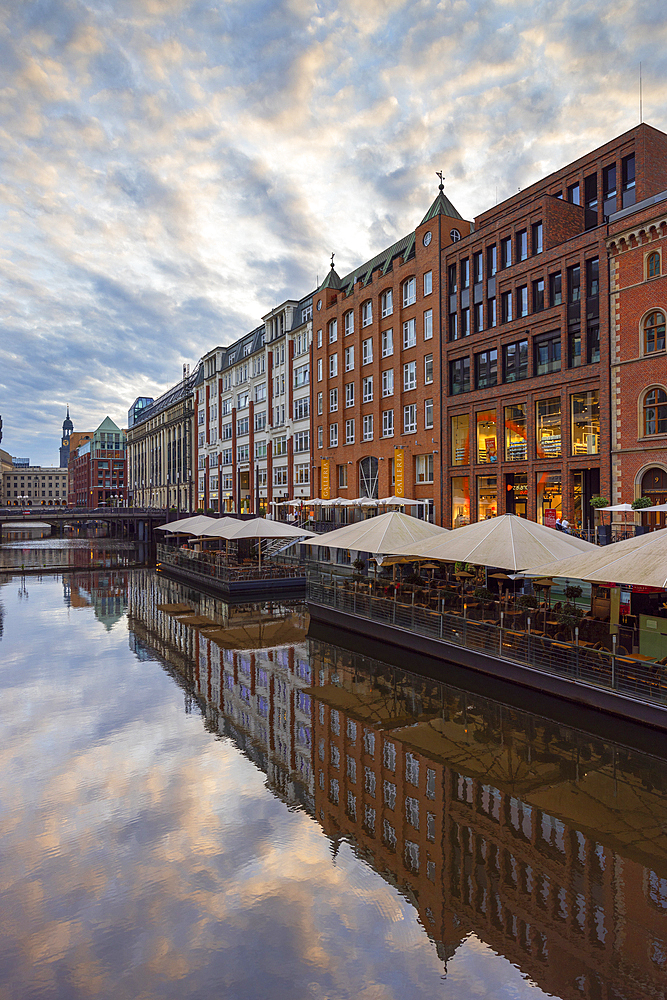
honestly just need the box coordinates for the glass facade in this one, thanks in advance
[451,477,470,528]
[571,391,600,455]
[451,414,470,466]
[476,411,498,464]
[537,472,562,524]
[477,476,497,519]
[504,404,527,461]
[536,398,562,459]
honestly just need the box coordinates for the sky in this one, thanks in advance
[1,0,667,468]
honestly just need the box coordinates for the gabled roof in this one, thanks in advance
[95,416,121,434]
[420,187,463,224]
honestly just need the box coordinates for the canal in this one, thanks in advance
[0,548,666,999]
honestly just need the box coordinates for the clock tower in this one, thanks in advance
[59,406,74,468]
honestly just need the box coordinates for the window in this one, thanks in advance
[501,290,512,324]
[549,271,562,306]
[501,236,512,269]
[382,409,394,437]
[255,382,267,402]
[414,453,433,486]
[587,323,600,364]
[403,404,417,433]
[644,312,666,354]
[476,349,497,388]
[362,300,373,327]
[602,164,616,216]
[403,277,416,306]
[294,430,310,452]
[567,264,581,302]
[345,418,355,444]
[536,398,562,457]
[425,398,433,429]
[449,311,458,341]
[450,357,470,395]
[273,465,288,487]
[237,416,249,436]
[317,426,323,448]
[502,339,528,383]
[571,391,599,454]
[518,285,528,317]
[381,289,393,317]
[535,331,561,375]
[645,388,667,436]
[568,181,581,205]
[648,252,661,279]
[424,354,433,384]
[487,297,496,328]
[329,423,338,447]
[518,228,528,261]
[317,358,322,381]
[448,263,457,294]
[381,328,393,357]
[344,310,354,336]
[362,338,373,365]
[383,780,396,809]
[317,392,323,415]
[362,375,373,402]
[237,391,249,408]
[338,464,348,488]
[487,244,497,276]
[461,258,470,289]
[622,153,635,208]
[329,354,338,378]
[423,309,433,340]
[362,414,373,441]
[473,251,483,284]
[532,221,543,254]
[237,443,249,462]
[403,361,416,391]
[329,388,338,412]
[403,318,416,348]
[274,435,287,456]
[451,414,469,464]
[505,403,527,461]
[294,462,310,485]
[345,345,354,371]
[568,328,581,368]
[423,270,432,295]
[294,396,309,420]
[317,328,322,348]
[329,318,338,343]
[345,382,355,408]
[382,370,394,396]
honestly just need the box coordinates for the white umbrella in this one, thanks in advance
[599,503,635,511]
[155,514,219,535]
[198,517,244,538]
[641,502,667,512]
[391,513,595,571]
[223,517,316,569]
[302,511,448,555]
[378,495,421,506]
[524,525,667,589]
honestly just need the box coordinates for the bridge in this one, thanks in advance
[0,506,177,540]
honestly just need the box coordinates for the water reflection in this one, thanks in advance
[129,571,667,1000]
[0,537,147,570]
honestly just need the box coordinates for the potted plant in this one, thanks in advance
[631,496,652,509]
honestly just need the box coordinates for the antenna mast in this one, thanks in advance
[640,62,643,123]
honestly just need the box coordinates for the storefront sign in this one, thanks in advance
[395,448,404,497]
[544,508,557,528]
[321,460,330,500]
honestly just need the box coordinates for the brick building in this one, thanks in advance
[69,416,127,507]
[312,185,470,522]
[607,189,667,530]
[441,123,667,530]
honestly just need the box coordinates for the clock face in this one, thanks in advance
[423,231,432,247]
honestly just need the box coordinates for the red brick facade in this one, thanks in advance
[608,195,667,528]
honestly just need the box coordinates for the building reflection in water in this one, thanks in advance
[127,570,667,1000]
[64,570,129,630]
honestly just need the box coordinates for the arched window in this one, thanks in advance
[644,388,667,436]
[647,251,660,278]
[644,312,666,354]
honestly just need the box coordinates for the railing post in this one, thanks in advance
[527,617,531,661]
[575,626,579,678]
[334,574,337,608]
[411,590,415,628]
[439,611,443,639]
[611,634,617,689]
[499,611,504,655]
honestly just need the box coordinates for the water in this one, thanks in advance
[0,555,666,999]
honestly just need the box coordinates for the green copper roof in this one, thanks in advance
[420,189,463,224]
[96,416,121,434]
[318,267,342,291]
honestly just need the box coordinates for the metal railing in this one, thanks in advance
[157,543,305,583]
[307,577,667,709]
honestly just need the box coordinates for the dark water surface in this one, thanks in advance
[0,564,666,1000]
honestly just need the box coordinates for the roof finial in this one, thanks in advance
[436,171,444,193]
[330,251,335,269]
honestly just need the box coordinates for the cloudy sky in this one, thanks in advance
[1,0,666,467]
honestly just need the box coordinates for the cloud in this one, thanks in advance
[0,0,666,463]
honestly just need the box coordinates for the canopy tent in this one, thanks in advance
[377,495,422,506]
[213,517,316,569]
[302,510,448,555]
[155,514,219,535]
[641,502,667,512]
[599,503,635,512]
[196,517,243,538]
[523,525,667,589]
[390,513,595,571]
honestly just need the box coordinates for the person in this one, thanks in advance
[561,517,570,533]
[555,517,562,531]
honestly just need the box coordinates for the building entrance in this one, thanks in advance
[359,457,378,499]
[641,468,667,528]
